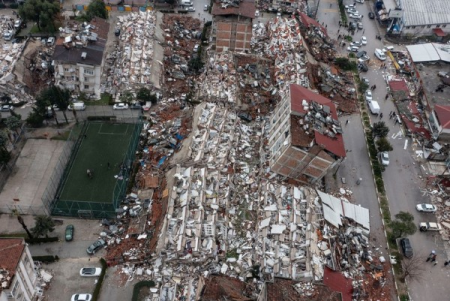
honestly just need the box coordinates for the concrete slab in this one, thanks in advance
[0,139,66,214]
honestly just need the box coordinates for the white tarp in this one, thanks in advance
[406,43,450,63]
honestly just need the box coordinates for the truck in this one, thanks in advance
[419,222,442,232]
[368,100,380,115]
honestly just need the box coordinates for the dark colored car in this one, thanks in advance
[400,238,413,258]
[86,239,106,255]
[369,12,375,19]
[115,28,120,36]
[358,63,368,72]
[130,103,142,110]
[356,50,367,58]
[238,112,252,122]
[65,224,74,241]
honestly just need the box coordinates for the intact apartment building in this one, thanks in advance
[52,17,109,99]
[267,84,346,185]
[211,0,256,52]
[0,238,37,301]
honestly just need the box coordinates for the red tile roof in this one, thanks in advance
[290,84,346,157]
[388,79,409,93]
[0,238,25,289]
[211,0,256,19]
[434,105,450,129]
[323,267,353,301]
[298,12,327,35]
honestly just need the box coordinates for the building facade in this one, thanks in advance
[0,238,37,301]
[267,84,345,185]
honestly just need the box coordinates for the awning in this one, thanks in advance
[433,28,447,37]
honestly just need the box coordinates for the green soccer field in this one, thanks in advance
[58,122,133,204]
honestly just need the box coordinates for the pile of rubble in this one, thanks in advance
[161,14,203,99]
[103,11,157,96]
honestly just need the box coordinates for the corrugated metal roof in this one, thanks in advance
[318,190,343,215]
[323,205,342,228]
[406,43,450,62]
[404,0,450,26]
[342,202,370,230]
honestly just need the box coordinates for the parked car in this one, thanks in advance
[361,36,367,45]
[361,77,370,85]
[365,90,373,102]
[344,4,355,9]
[65,224,74,242]
[238,112,252,122]
[11,37,23,44]
[348,22,357,29]
[115,28,120,36]
[193,44,200,53]
[347,45,359,52]
[0,104,14,112]
[400,238,413,258]
[380,152,389,166]
[203,4,209,11]
[79,267,102,277]
[186,6,195,12]
[358,56,370,63]
[347,8,357,13]
[419,222,442,231]
[47,37,55,46]
[358,62,368,72]
[255,10,260,17]
[130,103,142,110]
[349,13,362,19]
[383,45,394,53]
[86,239,106,255]
[113,103,129,110]
[14,20,21,29]
[3,31,13,41]
[368,12,375,19]
[71,294,92,301]
[357,50,367,58]
[351,41,362,47]
[357,22,363,29]
[416,203,437,213]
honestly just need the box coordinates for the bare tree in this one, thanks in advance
[400,254,425,283]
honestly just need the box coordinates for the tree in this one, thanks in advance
[389,211,417,239]
[137,88,157,105]
[26,111,45,128]
[188,56,204,72]
[40,86,71,124]
[19,0,60,32]
[0,131,9,152]
[334,57,357,71]
[372,121,389,138]
[31,216,55,238]
[5,116,21,135]
[0,148,11,165]
[17,216,33,240]
[376,137,393,152]
[400,254,425,283]
[86,0,108,20]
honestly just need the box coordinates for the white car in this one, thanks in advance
[365,90,373,102]
[383,45,394,53]
[186,6,195,12]
[380,152,389,166]
[349,13,362,19]
[361,77,369,85]
[79,267,102,277]
[203,4,209,11]
[113,103,129,110]
[255,10,260,17]
[347,46,359,52]
[345,4,355,9]
[351,41,362,47]
[71,294,92,301]
[416,203,437,213]
[361,36,367,45]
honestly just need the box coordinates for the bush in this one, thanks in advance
[26,236,59,244]
[32,255,59,263]
[9,3,19,8]
[0,3,6,8]
[87,116,116,121]
[92,258,108,301]
[132,281,156,301]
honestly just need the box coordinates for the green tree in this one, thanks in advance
[31,216,55,238]
[334,57,357,71]
[137,88,157,105]
[86,0,108,20]
[376,137,393,152]
[19,0,60,32]
[0,148,11,165]
[40,86,71,124]
[0,131,9,152]
[389,211,417,239]
[372,121,389,138]
[188,56,204,72]
[5,116,21,135]
[26,111,45,128]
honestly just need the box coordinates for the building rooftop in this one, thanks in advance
[434,105,450,129]
[403,0,450,26]
[0,238,25,290]
[415,63,450,108]
[289,84,346,158]
[211,0,256,19]
[298,12,327,36]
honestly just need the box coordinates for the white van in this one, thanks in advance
[374,48,386,61]
[69,102,86,111]
[368,100,380,115]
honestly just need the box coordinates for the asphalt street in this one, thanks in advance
[318,1,450,300]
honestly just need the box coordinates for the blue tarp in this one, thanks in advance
[176,133,183,140]
[157,156,167,168]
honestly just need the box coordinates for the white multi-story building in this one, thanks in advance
[0,238,37,301]
[52,17,109,99]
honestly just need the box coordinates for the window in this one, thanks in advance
[427,25,431,28]
[436,24,441,28]
[64,68,68,72]
[84,85,89,89]
[405,26,410,29]
[284,130,289,138]
[443,25,447,28]
[71,76,75,81]
[412,26,416,29]
[84,69,94,75]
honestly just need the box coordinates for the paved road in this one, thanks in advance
[318,1,450,300]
